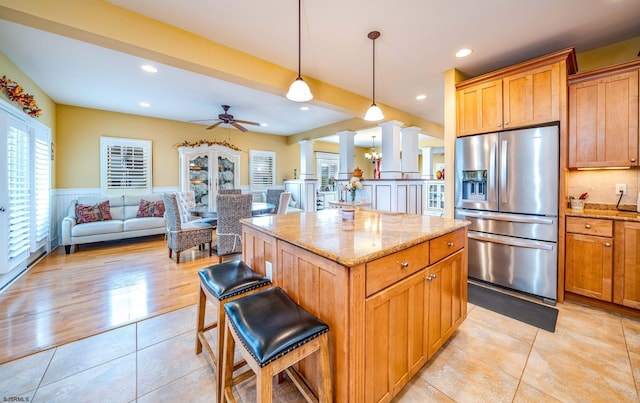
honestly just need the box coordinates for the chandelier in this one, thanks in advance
[365,135,382,162]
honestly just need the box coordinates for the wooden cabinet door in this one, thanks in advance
[427,250,466,357]
[457,80,502,136]
[565,233,613,301]
[613,222,640,309]
[365,269,428,403]
[569,69,639,168]
[503,63,560,130]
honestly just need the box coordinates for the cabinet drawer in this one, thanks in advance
[429,229,465,265]
[366,242,429,296]
[566,217,613,237]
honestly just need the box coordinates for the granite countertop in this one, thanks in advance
[565,207,640,222]
[242,209,470,267]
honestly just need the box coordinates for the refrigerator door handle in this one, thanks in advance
[500,139,508,204]
[488,141,497,204]
[468,232,554,250]
[457,210,555,225]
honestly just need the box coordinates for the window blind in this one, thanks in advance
[101,137,152,193]
[249,150,275,190]
[33,131,50,246]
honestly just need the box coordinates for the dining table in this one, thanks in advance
[190,202,276,222]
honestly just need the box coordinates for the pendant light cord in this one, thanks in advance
[372,35,376,104]
[297,0,302,79]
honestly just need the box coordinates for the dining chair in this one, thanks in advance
[214,194,252,262]
[218,189,242,195]
[265,189,284,212]
[276,192,291,215]
[161,193,214,263]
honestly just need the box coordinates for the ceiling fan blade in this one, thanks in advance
[234,119,260,126]
[206,121,222,130]
[231,122,248,132]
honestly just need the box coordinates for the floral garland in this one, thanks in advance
[0,75,42,118]
[174,139,241,151]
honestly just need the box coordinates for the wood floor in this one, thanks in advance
[0,236,225,365]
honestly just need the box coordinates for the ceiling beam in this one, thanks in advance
[0,0,442,137]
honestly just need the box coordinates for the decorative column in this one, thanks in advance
[299,140,315,179]
[401,126,421,179]
[379,120,403,179]
[337,130,356,179]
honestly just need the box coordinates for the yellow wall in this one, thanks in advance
[56,105,302,189]
[576,35,640,73]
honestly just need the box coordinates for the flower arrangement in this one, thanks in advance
[0,75,42,118]
[341,178,362,202]
[174,139,240,151]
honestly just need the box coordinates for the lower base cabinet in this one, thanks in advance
[613,221,640,309]
[364,250,466,403]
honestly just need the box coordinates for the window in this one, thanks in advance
[315,152,339,191]
[100,137,152,194]
[249,150,275,190]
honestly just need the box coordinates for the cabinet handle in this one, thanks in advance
[400,262,409,268]
[605,242,611,247]
[426,274,437,281]
[504,121,509,126]
[447,242,454,247]
[0,207,4,212]
[631,158,637,163]
[585,224,591,229]
[497,123,502,127]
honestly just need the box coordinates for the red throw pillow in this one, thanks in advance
[136,199,165,217]
[98,200,112,220]
[76,200,112,224]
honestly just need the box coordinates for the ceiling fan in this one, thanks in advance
[202,105,259,132]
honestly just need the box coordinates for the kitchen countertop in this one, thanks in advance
[242,209,470,267]
[565,208,640,222]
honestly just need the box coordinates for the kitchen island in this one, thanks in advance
[241,209,470,402]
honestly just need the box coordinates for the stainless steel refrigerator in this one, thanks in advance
[454,125,559,302]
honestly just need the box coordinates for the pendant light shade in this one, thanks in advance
[286,0,313,102]
[364,31,384,121]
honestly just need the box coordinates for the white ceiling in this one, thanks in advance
[1,0,640,146]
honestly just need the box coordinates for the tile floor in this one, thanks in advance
[1,299,639,402]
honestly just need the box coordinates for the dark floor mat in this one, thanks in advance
[468,282,558,332]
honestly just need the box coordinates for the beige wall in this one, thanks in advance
[56,105,303,189]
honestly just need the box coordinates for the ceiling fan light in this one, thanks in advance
[364,103,384,121]
[286,77,313,102]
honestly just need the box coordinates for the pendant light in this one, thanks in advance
[286,0,313,102]
[364,31,384,121]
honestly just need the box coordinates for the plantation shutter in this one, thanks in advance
[32,129,50,246]
[101,137,152,194]
[7,119,30,265]
[249,150,275,190]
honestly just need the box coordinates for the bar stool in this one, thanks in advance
[195,260,271,403]
[221,287,332,403]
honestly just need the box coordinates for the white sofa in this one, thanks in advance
[61,194,167,254]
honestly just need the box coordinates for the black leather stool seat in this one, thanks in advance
[224,287,329,367]
[198,260,271,301]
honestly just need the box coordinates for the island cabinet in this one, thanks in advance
[456,48,576,137]
[568,60,640,168]
[241,210,470,402]
[565,217,614,301]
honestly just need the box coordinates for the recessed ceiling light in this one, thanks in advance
[416,94,427,100]
[260,123,268,127]
[456,48,473,58]
[139,102,150,107]
[300,106,310,111]
[141,64,158,73]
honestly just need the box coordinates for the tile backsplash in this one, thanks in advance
[567,168,640,206]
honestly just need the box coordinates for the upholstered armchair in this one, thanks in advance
[276,192,291,215]
[162,193,214,263]
[214,194,252,262]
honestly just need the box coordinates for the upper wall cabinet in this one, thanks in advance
[457,48,577,137]
[568,61,640,168]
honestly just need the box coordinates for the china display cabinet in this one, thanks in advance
[425,180,445,216]
[178,144,241,212]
